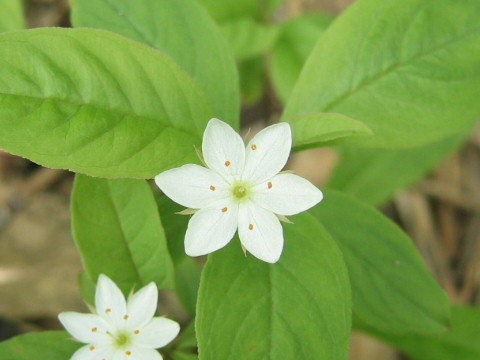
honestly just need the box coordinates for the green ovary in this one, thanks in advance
[113,331,130,348]
[231,182,250,201]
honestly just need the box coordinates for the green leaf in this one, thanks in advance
[222,18,278,60]
[196,213,351,360]
[328,130,468,206]
[198,0,261,22]
[71,175,174,295]
[310,190,450,335]
[290,112,373,151]
[70,0,239,127]
[0,28,213,178]
[0,0,24,32]
[175,257,201,316]
[363,305,480,360]
[78,271,95,305]
[239,56,266,105]
[0,331,80,359]
[282,0,480,148]
[271,13,333,103]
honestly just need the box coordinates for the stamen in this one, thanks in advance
[225,160,231,166]
[251,144,257,150]
[249,224,254,230]
[105,308,111,313]
[91,327,97,332]
[89,346,95,351]
[134,330,140,335]
[268,182,272,189]
[123,315,129,320]
[222,207,228,212]
[126,351,132,356]
[210,185,215,191]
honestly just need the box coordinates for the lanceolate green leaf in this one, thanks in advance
[196,213,351,360]
[71,175,174,295]
[70,0,239,126]
[0,28,213,178]
[328,131,468,206]
[290,112,373,151]
[310,190,450,335]
[0,331,80,360]
[283,0,480,148]
[0,0,24,32]
[363,306,480,360]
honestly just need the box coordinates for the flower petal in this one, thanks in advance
[127,347,163,360]
[238,203,284,263]
[133,317,180,349]
[184,202,239,256]
[252,173,323,215]
[71,344,114,360]
[58,312,113,345]
[155,164,228,208]
[95,274,127,328]
[202,118,245,181]
[126,282,158,331]
[243,123,292,184]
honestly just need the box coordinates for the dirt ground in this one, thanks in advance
[1,1,479,360]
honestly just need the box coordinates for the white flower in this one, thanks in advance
[58,274,180,360]
[155,118,323,263]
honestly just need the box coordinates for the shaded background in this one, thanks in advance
[1,0,479,359]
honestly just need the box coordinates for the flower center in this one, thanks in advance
[230,181,250,202]
[233,185,247,198]
[112,331,131,349]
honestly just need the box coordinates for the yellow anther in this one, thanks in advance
[126,351,132,356]
[249,224,254,230]
[105,308,111,313]
[134,330,140,335]
[91,327,97,332]
[210,185,216,191]
[268,182,272,189]
[89,346,95,351]
[123,315,129,320]
[222,207,228,212]
[251,144,257,150]
[225,160,231,166]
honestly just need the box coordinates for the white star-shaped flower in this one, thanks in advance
[155,118,323,263]
[58,274,180,360]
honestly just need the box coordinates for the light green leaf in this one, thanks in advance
[328,130,468,206]
[198,0,261,22]
[0,331,80,359]
[363,305,480,360]
[71,175,174,295]
[310,190,450,335]
[70,0,239,127]
[283,0,480,148]
[271,13,333,103]
[222,18,278,60]
[78,271,95,305]
[290,112,373,151]
[175,257,201,316]
[196,213,351,360]
[0,0,24,32]
[0,28,213,178]
[239,56,266,105]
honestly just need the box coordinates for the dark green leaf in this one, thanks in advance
[239,57,266,105]
[283,0,480,148]
[70,0,239,126]
[0,28,212,178]
[175,257,201,316]
[196,213,351,360]
[310,190,450,335]
[71,175,174,295]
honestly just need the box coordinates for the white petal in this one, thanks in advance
[128,347,163,360]
[71,344,114,360]
[238,203,284,263]
[133,317,180,349]
[252,173,323,215]
[155,164,229,208]
[58,312,113,345]
[95,274,127,328]
[126,282,158,331]
[202,118,245,181]
[243,123,292,184]
[184,202,239,256]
